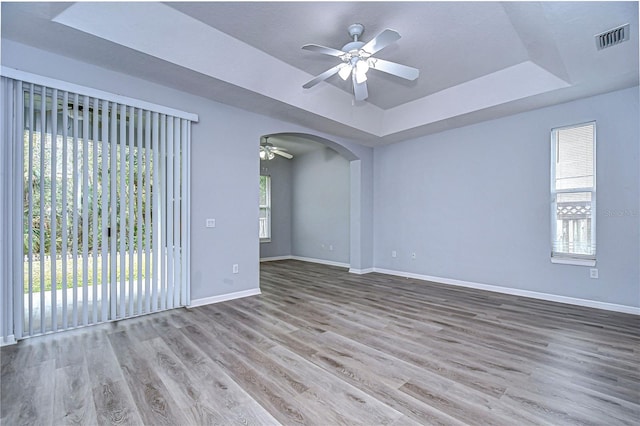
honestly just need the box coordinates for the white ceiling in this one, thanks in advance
[1,2,638,148]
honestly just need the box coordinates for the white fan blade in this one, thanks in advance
[274,151,293,159]
[352,72,368,101]
[302,44,346,57]
[303,63,348,89]
[272,147,288,152]
[369,58,419,80]
[361,29,401,55]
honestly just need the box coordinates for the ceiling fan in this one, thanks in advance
[302,23,419,102]
[260,137,293,160]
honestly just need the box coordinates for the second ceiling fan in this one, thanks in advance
[302,23,419,101]
[260,137,293,160]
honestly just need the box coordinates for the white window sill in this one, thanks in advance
[260,239,271,243]
[551,257,596,267]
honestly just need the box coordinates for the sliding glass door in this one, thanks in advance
[19,82,191,337]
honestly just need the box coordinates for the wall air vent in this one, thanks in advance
[595,23,630,50]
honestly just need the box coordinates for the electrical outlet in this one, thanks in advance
[233,264,239,274]
[590,268,598,279]
[391,250,397,258]
[206,218,216,228]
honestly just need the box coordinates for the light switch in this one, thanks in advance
[206,218,216,228]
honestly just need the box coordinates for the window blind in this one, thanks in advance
[551,122,596,260]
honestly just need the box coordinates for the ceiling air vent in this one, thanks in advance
[595,23,630,50]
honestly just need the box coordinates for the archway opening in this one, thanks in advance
[258,133,360,270]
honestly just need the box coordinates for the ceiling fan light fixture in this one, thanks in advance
[354,59,369,83]
[356,58,370,75]
[260,149,275,160]
[338,64,352,80]
[355,69,368,84]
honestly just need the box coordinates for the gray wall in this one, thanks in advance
[259,156,292,259]
[3,40,373,302]
[292,148,351,264]
[374,87,639,307]
[6,39,635,310]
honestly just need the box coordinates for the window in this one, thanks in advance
[259,175,271,241]
[551,122,596,265]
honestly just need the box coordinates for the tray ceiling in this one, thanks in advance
[1,2,637,146]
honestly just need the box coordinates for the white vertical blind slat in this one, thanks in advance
[0,78,12,343]
[0,79,16,342]
[173,118,181,308]
[128,106,135,316]
[136,109,143,315]
[166,116,174,310]
[159,114,166,311]
[50,89,58,332]
[144,111,152,314]
[0,78,11,343]
[151,112,159,313]
[119,103,126,318]
[92,99,100,324]
[100,100,109,323]
[173,119,180,307]
[82,95,90,325]
[61,91,69,330]
[39,87,46,334]
[180,121,185,306]
[0,78,21,343]
[71,93,80,328]
[109,102,118,320]
[182,121,191,306]
[27,84,34,336]
[12,80,24,340]
[9,81,24,343]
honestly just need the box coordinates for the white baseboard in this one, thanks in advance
[373,268,640,315]
[259,259,638,315]
[291,256,350,269]
[349,268,374,275]
[260,255,293,262]
[0,335,16,347]
[259,255,349,269]
[188,288,261,308]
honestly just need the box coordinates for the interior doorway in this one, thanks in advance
[258,133,353,268]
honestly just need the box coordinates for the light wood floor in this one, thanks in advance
[2,260,639,425]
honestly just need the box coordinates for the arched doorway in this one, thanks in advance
[258,132,367,272]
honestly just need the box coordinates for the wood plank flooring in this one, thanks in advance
[2,259,639,425]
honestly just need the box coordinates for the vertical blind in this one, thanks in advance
[1,71,196,342]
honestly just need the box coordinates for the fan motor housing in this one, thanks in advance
[342,41,365,53]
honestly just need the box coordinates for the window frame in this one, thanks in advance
[259,175,271,242]
[550,121,597,266]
